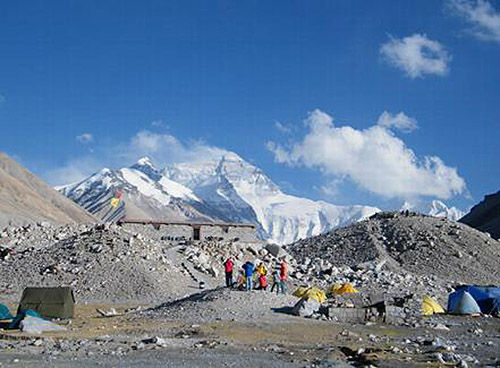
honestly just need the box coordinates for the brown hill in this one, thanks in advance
[0,152,95,227]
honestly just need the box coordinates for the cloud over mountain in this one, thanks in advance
[267,109,466,200]
[46,130,232,185]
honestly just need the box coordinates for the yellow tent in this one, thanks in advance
[292,287,308,298]
[327,283,359,295]
[292,287,327,304]
[422,295,445,316]
[110,198,120,208]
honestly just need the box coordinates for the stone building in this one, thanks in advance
[119,220,257,242]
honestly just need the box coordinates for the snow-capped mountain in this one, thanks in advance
[427,200,465,221]
[57,158,211,223]
[401,200,465,221]
[165,153,380,244]
[58,153,380,244]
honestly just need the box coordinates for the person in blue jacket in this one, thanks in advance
[242,261,255,291]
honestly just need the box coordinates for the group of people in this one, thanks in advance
[223,257,288,294]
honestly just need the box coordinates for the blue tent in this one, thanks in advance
[448,286,500,315]
[0,303,13,320]
[449,291,481,315]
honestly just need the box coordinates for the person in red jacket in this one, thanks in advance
[224,257,234,287]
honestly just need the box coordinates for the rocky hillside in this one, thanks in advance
[0,221,293,303]
[288,212,500,294]
[460,190,500,239]
[0,152,95,227]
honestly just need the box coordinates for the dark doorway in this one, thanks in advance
[193,227,200,240]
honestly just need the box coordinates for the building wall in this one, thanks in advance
[161,224,194,240]
[200,225,257,242]
[227,226,257,242]
[121,222,256,242]
[122,223,194,241]
[199,225,225,240]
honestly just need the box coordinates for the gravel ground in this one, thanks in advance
[0,346,307,368]
[145,287,300,323]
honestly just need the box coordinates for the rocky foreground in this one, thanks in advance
[0,212,499,367]
[289,212,500,310]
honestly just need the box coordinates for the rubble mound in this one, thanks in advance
[0,223,194,303]
[146,287,298,323]
[289,212,500,293]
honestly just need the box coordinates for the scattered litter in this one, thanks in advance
[96,308,121,317]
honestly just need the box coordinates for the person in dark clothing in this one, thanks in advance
[224,257,234,287]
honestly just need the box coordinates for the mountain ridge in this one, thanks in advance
[0,152,96,227]
[57,154,380,244]
[460,190,500,239]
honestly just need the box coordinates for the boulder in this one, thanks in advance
[292,298,321,317]
[208,265,219,278]
[265,244,283,258]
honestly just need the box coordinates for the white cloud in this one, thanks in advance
[266,141,290,163]
[448,0,500,42]
[267,109,466,200]
[151,120,165,127]
[380,34,451,78]
[274,121,292,134]
[76,133,93,143]
[376,111,418,132]
[47,156,102,186]
[46,130,232,185]
[128,130,231,164]
[0,94,5,105]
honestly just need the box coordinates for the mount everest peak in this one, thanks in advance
[57,152,380,244]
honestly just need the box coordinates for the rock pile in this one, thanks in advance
[0,222,91,251]
[0,222,300,303]
[181,239,296,280]
[288,212,500,313]
[0,223,193,302]
[145,287,298,323]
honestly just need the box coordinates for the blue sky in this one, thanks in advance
[1,0,499,211]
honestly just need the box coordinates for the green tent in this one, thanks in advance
[17,287,75,319]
